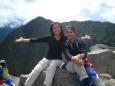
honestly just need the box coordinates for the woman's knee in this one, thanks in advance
[51,60,62,66]
[47,64,57,73]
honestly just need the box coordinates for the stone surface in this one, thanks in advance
[88,48,115,78]
[18,68,115,86]
[90,44,109,51]
[89,44,115,51]
[18,69,79,86]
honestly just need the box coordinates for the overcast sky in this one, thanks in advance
[0,0,115,27]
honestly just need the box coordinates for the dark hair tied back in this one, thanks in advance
[65,25,76,32]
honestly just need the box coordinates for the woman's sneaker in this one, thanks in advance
[80,77,95,86]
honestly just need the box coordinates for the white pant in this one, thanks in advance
[66,61,88,80]
[25,58,62,86]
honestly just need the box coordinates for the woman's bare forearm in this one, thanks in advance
[15,37,31,43]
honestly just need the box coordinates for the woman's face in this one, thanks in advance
[65,28,76,40]
[52,24,61,36]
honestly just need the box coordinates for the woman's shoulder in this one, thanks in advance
[76,37,86,45]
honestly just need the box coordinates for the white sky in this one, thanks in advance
[0,0,115,27]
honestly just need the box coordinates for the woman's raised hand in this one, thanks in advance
[81,34,92,41]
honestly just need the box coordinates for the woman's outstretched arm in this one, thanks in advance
[15,37,30,43]
[15,36,50,43]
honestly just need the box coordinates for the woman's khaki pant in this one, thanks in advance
[66,61,88,80]
[25,58,62,86]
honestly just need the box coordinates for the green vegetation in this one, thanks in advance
[0,17,115,76]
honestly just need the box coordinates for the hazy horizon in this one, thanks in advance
[0,0,115,28]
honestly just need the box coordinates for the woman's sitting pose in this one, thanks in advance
[15,22,66,86]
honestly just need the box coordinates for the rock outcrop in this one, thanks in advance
[90,44,115,51]
[18,69,79,86]
[18,69,115,86]
[88,44,115,78]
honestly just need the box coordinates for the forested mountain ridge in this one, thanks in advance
[0,17,115,76]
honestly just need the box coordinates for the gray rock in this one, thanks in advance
[90,44,110,51]
[18,68,115,86]
[18,69,79,86]
[89,44,115,51]
[88,49,115,78]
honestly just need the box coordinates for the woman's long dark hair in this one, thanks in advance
[50,22,64,37]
